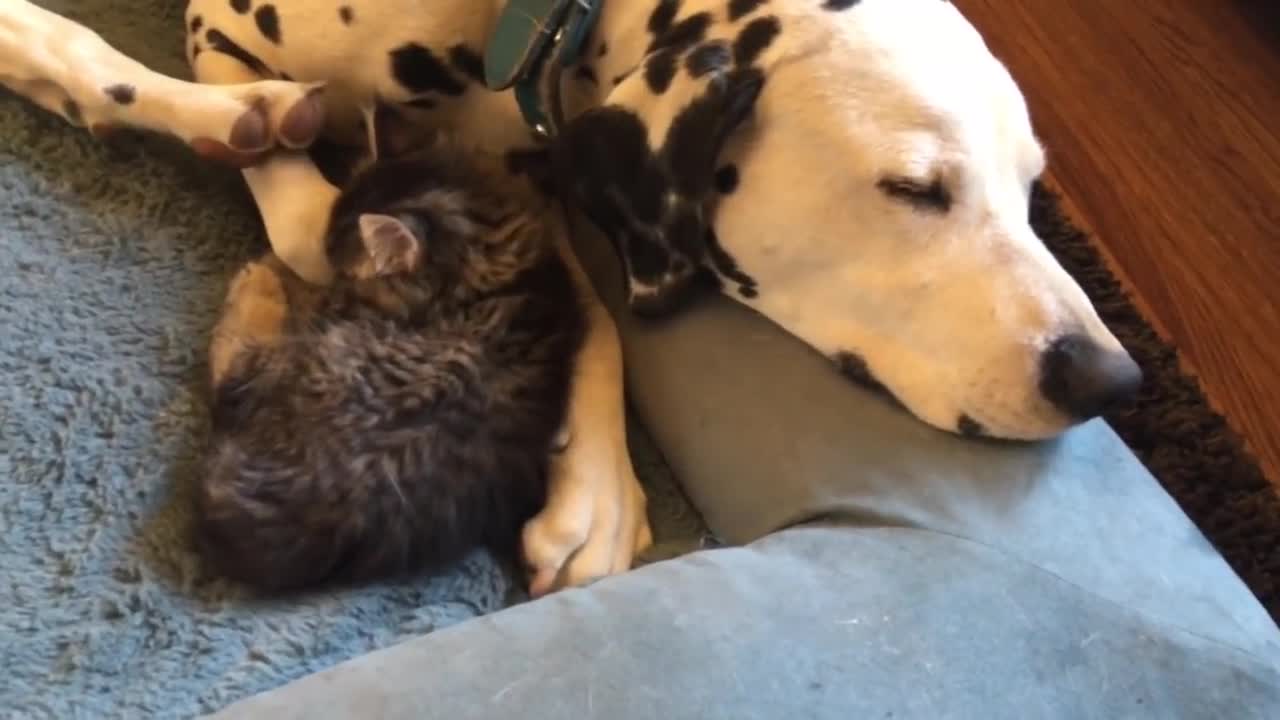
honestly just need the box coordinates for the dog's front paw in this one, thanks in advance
[522,432,653,598]
[185,81,325,165]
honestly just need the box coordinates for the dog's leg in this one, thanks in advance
[521,66,764,592]
[0,0,323,166]
[191,50,339,284]
[522,230,653,598]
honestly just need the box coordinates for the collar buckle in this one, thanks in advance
[484,0,602,140]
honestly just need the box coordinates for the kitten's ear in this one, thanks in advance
[358,213,424,276]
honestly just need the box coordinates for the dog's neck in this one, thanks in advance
[474,0,655,128]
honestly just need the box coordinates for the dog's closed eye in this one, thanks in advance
[877,176,952,213]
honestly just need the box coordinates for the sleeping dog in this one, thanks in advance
[0,0,1141,594]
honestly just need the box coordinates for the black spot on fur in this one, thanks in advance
[822,0,860,9]
[644,49,680,94]
[705,227,757,297]
[189,15,203,33]
[389,43,466,96]
[733,15,780,67]
[254,5,282,45]
[648,0,680,35]
[552,109,668,291]
[575,65,599,85]
[62,99,83,126]
[833,352,888,394]
[280,72,294,81]
[714,164,740,194]
[649,12,712,55]
[206,29,273,77]
[663,67,763,198]
[685,41,732,78]
[597,41,608,57]
[878,177,953,212]
[564,109,664,224]
[728,0,767,21]
[626,234,674,282]
[448,45,487,85]
[958,415,987,437]
[103,84,136,105]
[555,68,764,317]
[338,5,354,24]
[230,0,251,14]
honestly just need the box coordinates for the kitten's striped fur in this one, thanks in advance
[195,136,585,592]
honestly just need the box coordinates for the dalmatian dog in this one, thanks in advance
[0,0,1141,594]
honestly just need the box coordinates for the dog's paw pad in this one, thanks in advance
[278,86,326,149]
[228,98,271,152]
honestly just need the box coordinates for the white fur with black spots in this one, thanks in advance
[0,0,1140,595]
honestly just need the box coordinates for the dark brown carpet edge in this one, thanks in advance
[1029,181,1279,623]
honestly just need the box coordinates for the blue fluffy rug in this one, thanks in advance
[0,2,703,716]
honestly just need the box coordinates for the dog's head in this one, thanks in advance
[630,0,1139,440]
[714,0,1141,440]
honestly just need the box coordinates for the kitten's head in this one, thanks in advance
[324,169,468,284]
[324,114,546,293]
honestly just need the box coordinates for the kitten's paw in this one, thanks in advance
[522,435,652,598]
[209,259,288,385]
[223,259,286,307]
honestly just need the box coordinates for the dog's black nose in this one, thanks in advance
[1039,333,1143,420]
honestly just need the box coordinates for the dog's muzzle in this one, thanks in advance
[1039,333,1143,420]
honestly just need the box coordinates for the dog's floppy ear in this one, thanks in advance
[358,213,424,276]
[556,69,764,318]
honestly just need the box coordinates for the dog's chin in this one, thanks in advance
[954,414,1079,444]
[859,376,1080,444]
[914,398,1081,444]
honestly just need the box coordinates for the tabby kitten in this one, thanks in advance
[194,134,585,592]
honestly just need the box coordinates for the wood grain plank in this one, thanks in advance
[951,0,1280,485]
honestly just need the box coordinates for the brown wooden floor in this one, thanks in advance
[952,0,1280,487]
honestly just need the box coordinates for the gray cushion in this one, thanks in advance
[208,526,1280,720]
[207,213,1280,718]
[566,211,1279,655]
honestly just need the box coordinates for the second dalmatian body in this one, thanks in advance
[1,0,1142,592]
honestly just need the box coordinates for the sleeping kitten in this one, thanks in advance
[194,133,585,592]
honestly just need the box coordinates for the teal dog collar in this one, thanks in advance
[484,0,602,139]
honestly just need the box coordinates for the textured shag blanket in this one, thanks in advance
[0,2,704,716]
